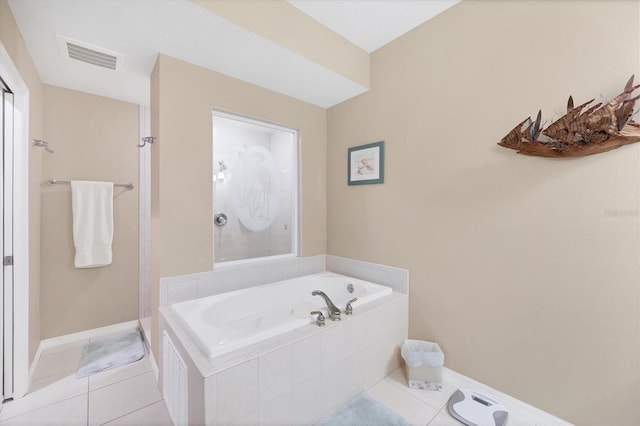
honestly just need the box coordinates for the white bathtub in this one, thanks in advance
[170,272,392,358]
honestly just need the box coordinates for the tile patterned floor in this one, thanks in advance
[0,334,554,425]
[0,334,171,425]
[367,367,542,426]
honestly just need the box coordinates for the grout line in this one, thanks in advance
[88,363,153,393]
[425,409,439,426]
[0,392,87,422]
[382,373,447,411]
[30,350,84,384]
[31,368,81,386]
[86,374,90,426]
[97,400,164,426]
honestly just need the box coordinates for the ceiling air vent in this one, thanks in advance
[67,42,117,70]
[56,35,125,72]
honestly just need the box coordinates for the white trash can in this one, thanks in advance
[401,339,444,391]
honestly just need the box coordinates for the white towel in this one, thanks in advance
[71,181,114,268]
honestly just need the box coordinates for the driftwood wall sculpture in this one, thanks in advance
[498,76,640,157]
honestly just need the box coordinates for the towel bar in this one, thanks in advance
[47,178,134,190]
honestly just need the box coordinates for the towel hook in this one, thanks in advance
[138,136,156,148]
[33,139,54,153]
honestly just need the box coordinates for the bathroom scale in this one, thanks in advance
[447,388,509,426]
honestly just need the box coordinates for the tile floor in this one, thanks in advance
[0,336,552,426]
[0,336,172,425]
[367,368,543,426]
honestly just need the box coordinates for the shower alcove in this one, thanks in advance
[212,111,299,264]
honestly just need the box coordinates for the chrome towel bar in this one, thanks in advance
[47,178,134,190]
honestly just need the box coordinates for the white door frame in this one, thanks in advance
[2,81,15,400]
[0,41,30,398]
[138,105,151,320]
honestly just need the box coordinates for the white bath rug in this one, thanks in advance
[316,393,410,426]
[76,330,145,378]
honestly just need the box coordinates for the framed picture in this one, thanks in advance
[348,141,384,185]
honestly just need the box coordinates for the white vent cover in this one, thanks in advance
[56,35,125,71]
[163,331,188,426]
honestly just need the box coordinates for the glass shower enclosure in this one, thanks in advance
[212,111,299,264]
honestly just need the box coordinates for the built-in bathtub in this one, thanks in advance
[159,256,409,425]
[170,272,392,358]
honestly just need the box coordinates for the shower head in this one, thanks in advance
[217,160,227,180]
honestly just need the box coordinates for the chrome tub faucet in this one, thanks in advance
[312,290,341,321]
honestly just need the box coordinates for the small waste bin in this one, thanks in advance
[401,339,444,391]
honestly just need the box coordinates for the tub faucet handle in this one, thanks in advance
[345,298,358,315]
[310,311,325,327]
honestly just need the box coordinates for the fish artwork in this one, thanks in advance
[498,76,640,157]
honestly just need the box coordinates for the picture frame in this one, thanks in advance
[348,141,384,185]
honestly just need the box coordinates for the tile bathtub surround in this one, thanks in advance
[159,293,409,425]
[160,254,409,307]
[326,255,409,294]
[160,254,326,306]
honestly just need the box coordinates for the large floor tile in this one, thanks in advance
[39,339,90,357]
[31,347,84,382]
[429,398,537,426]
[368,378,438,426]
[1,374,88,421]
[505,410,537,426]
[386,367,457,411]
[102,400,172,425]
[88,371,162,425]
[428,409,460,425]
[1,394,87,425]
[89,357,152,391]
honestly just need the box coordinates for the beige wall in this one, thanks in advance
[41,85,139,338]
[0,0,44,365]
[150,54,327,356]
[327,1,639,424]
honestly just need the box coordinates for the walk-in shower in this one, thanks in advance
[212,111,299,264]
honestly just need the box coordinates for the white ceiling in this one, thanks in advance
[8,0,458,108]
[288,0,460,53]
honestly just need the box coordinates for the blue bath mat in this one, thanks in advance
[317,393,410,426]
[76,330,145,378]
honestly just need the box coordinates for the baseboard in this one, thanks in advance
[28,320,140,385]
[28,344,45,385]
[443,367,572,425]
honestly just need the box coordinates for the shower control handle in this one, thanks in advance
[345,298,358,315]
[214,213,228,226]
[310,311,325,327]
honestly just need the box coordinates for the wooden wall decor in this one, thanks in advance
[498,76,640,157]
